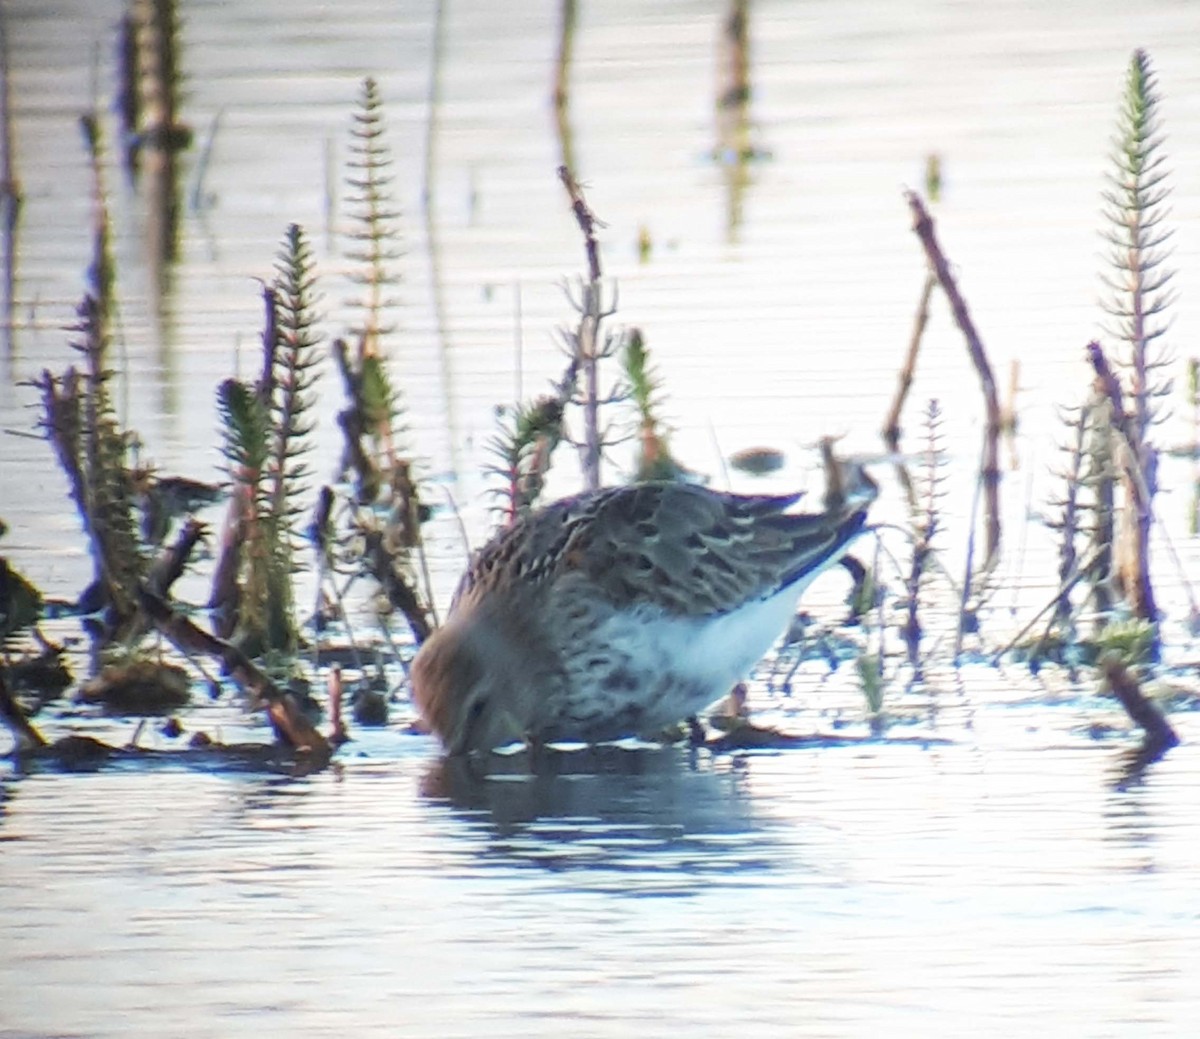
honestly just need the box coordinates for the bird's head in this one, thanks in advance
[411,612,535,755]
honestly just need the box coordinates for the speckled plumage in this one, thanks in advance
[413,468,876,754]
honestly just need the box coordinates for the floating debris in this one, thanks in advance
[728,446,785,475]
[78,659,190,714]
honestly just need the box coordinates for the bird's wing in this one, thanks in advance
[557,481,869,616]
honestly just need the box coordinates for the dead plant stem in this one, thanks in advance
[883,269,935,505]
[906,190,1001,565]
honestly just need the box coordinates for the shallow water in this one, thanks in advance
[3,0,1200,1035]
[3,702,1200,1038]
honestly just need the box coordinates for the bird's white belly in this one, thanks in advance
[584,583,804,729]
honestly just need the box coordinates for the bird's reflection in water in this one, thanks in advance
[419,746,800,889]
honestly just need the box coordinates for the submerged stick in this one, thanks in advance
[1101,655,1178,752]
[359,529,433,645]
[137,588,330,755]
[0,668,47,752]
[905,190,1001,565]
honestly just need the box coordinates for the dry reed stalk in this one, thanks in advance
[990,546,1109,664]
[1086,340,1157,619]
[132,0,186,267]
[327,664,349,746]
[145,517,204,597]
[559,164,602,285]
[0,2,19,356]
[905,190,1001,565]
[553,0,578,175]
[717,0,750,111]
[1002,358,1020,469]
[1085,385,1116,617]
[559,164,614,491]
[1054,403,1090,631]
[882,270,935,506]
[359,528,434,645]
[206,481,247,638]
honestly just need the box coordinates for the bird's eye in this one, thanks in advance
[468,697,487,720]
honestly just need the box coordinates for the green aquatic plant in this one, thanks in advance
[622,328,685,482]
[1094,616,1158,670]
[344,76,403,361]
[1102,51,1175,443]
[901,399,945,678]
[487,387,570,524]
[1013,395,1120,672]
[215,375,271,645]
[214,224,323,657]
[75,298,143,612]
[37,296,144,628]
[856,651,885,727]
[45,115,144,624]
[489,168,665,509]
[333,336,405,502]
[1045,400,1092,638]
[335,78,411,497]
[33,114,213,644]
[330,337,437,643]
[268,224,322,541]
[1093,49,1177,623]
[331,80,436,639]
[79,115,115,328]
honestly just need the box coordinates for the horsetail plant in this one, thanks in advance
[487,384,571,524]
[900,399,946,679]
[1093,49,1177,625]
[344,76,403,362]
[1046,401,1092,639]
[74,297,143,615]
[335,78,408,496]
[1102,50,1175,446]
[268,224,322,539]
[340,87,421,535]
[35,119,141,630]
[623,328,684,482]
[213,224,322,658]
[329,84,440,642]
[1030,395,1117,667]
[38,297,143,631]
[213,376,269,641]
